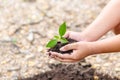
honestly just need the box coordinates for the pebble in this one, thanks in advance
[36,64,42,69]
[1,35,11,41]
[27,32,34,42]
[94,75,99,80]
[96,55,104,63]
[25,54,35,60]
[37,46,43,52]
[92,64,100,69]
[20,49,31,54]
[1,59,11,65]
[27,61,36,67]
[115,68,120,72]
[7,66,21,72]
[103,63,111,67]
[11,71,19,80]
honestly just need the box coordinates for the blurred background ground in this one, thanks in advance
[0,0,120,80]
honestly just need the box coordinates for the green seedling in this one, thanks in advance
[12,38,17,44]
[46,22,68,48]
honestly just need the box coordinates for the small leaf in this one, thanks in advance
[54,35,59,40]
[12,38,17,44]
[60,37,68,43]
[46,39,57,48]
[59,22,66,37]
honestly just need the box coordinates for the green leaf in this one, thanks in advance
[59,22,66,37]
[60,37,68,44]
[54,35,59,40]
[46,39,57,48]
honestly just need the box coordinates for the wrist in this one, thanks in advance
[87,41,102,55]
[80,32,94,42]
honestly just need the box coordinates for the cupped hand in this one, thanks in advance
[49,42,94,63]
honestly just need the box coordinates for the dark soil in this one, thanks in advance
[21,60,119,80]
[48,38,77,54]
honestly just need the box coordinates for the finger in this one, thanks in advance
[50,51,73,59]
[54,56,78,63]
[49,51,60,58]
[49,54,55,58]
[60,43,78,51]
[46,52,49,55]
[46,52,51,56]
[49,52,57,58]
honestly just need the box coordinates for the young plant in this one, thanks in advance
[46,22,68,48]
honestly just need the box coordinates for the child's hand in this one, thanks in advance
[49,42,94,62]
[64,31,85,41]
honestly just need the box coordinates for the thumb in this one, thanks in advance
[60,43,77,51]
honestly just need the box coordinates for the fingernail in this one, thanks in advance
[60,47,65,51]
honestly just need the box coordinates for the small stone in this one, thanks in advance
[11,71,19,80]
[23,72,29,78]
[27,32,34,42]
[20,49,30,54]
[1,59,11,64]
[25,54,35,60]
[36,64,42,69]
[96,56,104,63]
[115,68,120,72]
[92,64,100,69]
[94,75,99,80]
[81,62,91,67]
[28,61,36,67]
[37,46,43,52]
[103,63,111,67]
[1,35,11,41]
[7,66,21,72]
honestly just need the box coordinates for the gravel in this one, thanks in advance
[0,0,120,80]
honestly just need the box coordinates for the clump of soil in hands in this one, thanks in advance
[48,38,77,54]
[46,22,77,54]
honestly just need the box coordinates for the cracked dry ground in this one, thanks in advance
[0,0,120,80]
